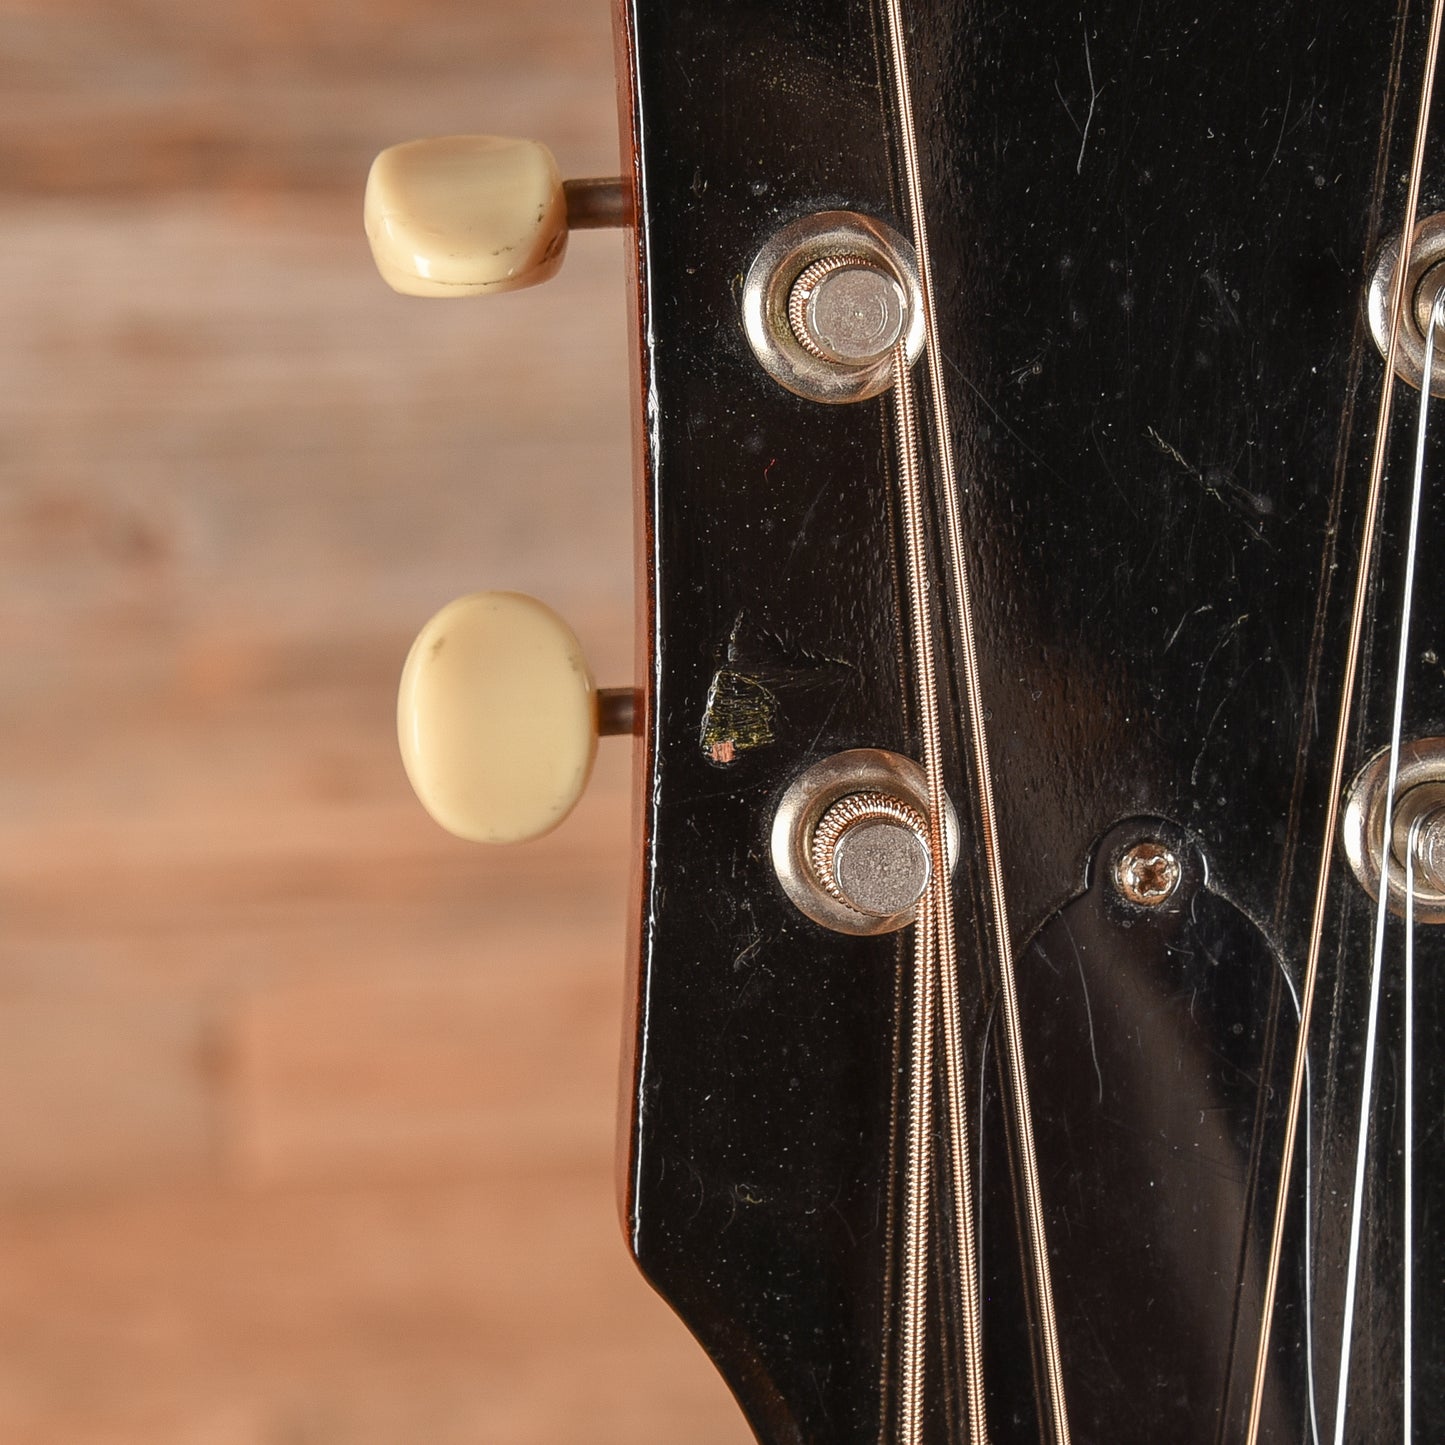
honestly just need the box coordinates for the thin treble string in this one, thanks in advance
[1403,820,1419,1445]
[1331,287,1444,1445]
[880,5,1071,1441]
[1403,814,1421,1445]
[890,342,987,1445]
[1244,7,1445,1440]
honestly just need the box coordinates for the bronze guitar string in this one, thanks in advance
[1243,5,1445,1442]
[881,4,1072,1444]
[899,884,939,1445]
[889,336,941,1443]
[889,340,985,1445]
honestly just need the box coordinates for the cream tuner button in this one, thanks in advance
[397,591,633,844]
[365,135,627,298]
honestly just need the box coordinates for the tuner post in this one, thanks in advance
[770,749,956,936]
[1343,737,1445,922]
[1395,792,1445,895]
[811,790,931,919]
[787,256,908,367]
[742,211,925,405]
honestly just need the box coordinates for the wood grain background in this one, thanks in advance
[0,2,749,1440]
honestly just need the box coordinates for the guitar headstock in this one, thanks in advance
[368,3,1445,1442]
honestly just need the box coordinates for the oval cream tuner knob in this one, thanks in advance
[364,135,629,297]
[398,591,635,844]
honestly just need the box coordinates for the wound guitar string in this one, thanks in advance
[888,341,985,1445]
[880,2,1072,1443]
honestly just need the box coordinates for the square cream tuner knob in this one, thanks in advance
[365,136,568,297]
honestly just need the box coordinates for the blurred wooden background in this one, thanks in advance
[0,2,748,1440]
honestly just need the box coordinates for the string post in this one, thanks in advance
[1343,739,1445,923]
[770,748,957,937]
[811,790,932,918]
[787,254,908,366]
[741,209,924,404]
[1392,784,1445,895]
[1413,261,1445,335]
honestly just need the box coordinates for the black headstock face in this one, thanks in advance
[617,2,1445,1442]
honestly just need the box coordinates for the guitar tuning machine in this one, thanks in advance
[396,592,637,845]
[1342,737,1445,922]
[1367,211,1445,396]
[364,136,636,845]
[771,749,958,936]
[742,210,927,405]
[364,134,629,297]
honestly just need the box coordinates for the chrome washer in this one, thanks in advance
[1341,737,1445,923]
[742,211,925,405]
[1366,213,1445,396]
[771,748,958,936]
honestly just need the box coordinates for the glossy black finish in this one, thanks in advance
[618,2,1445,1441]
[992,817,1300,1443]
